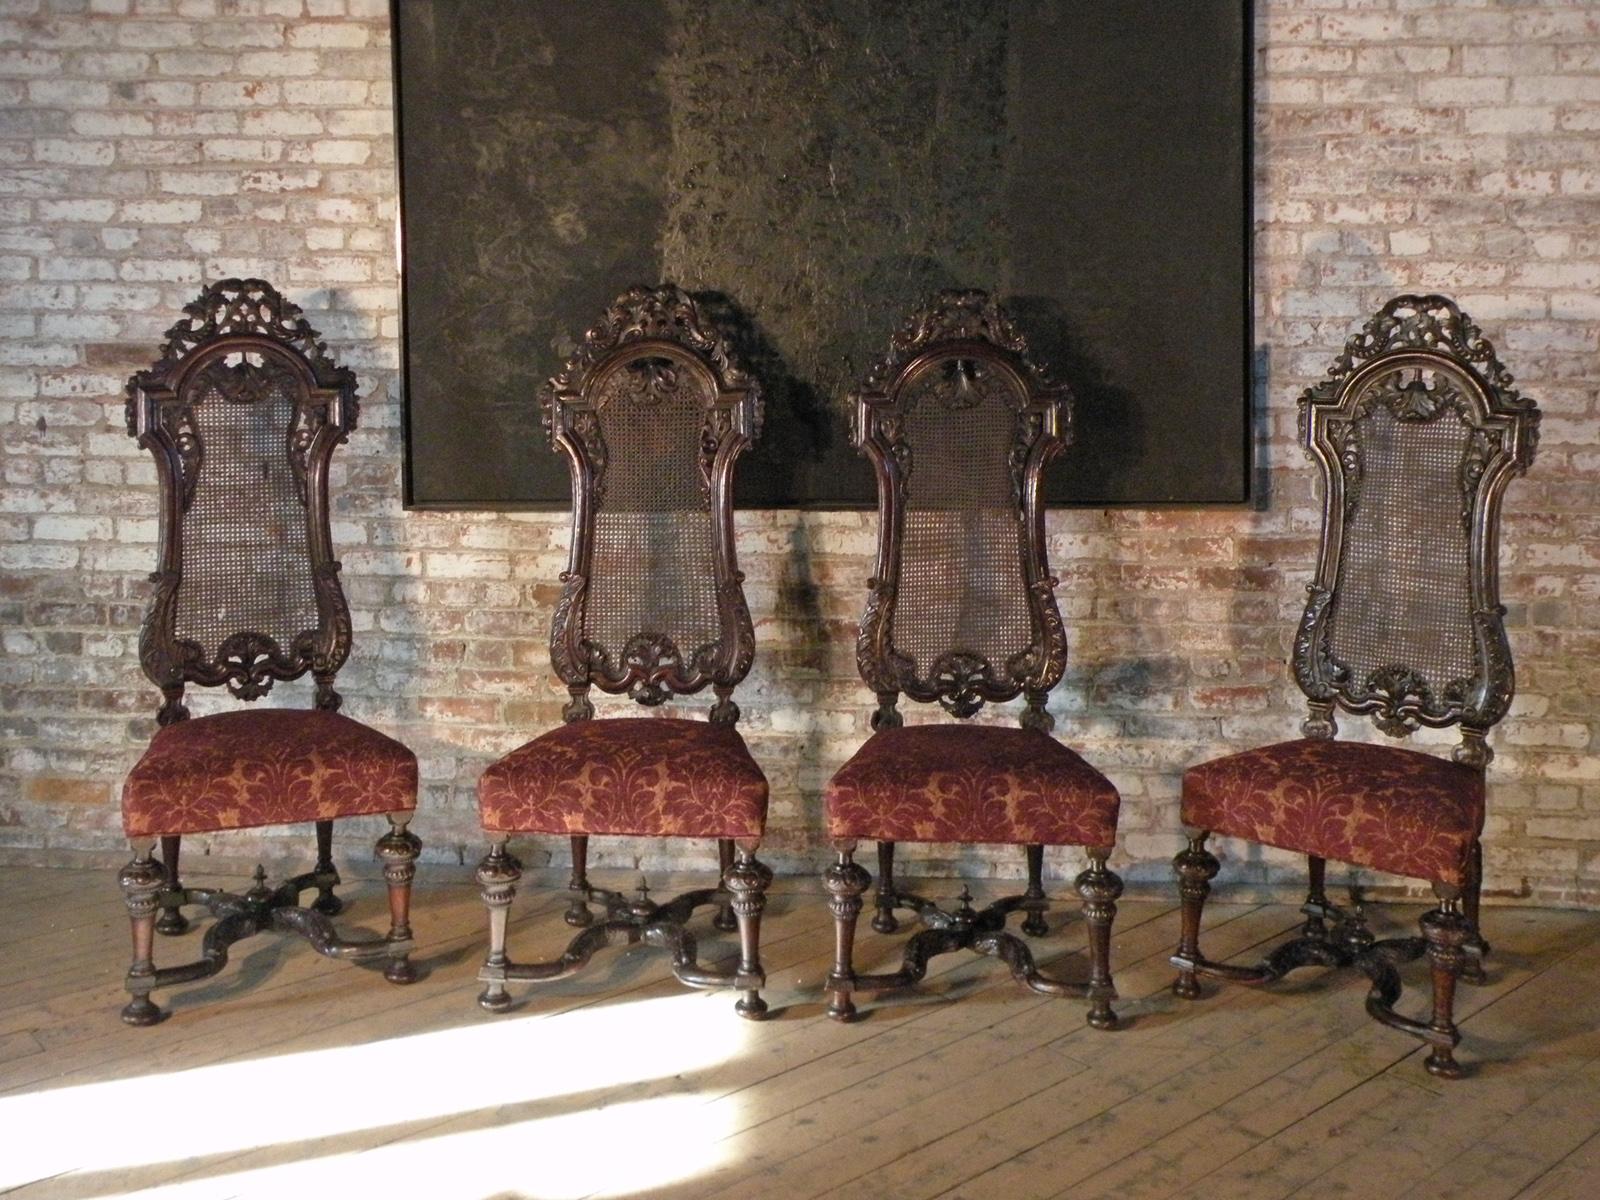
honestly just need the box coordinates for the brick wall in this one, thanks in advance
[1,0,1596,907]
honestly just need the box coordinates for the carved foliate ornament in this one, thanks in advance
[124,279,359,722]
[854,290,1073,719]
[541,285,762,712]
[1294,295,1539,737]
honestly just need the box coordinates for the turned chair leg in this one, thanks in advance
[476,840,522,1012]
[872,840,899,934]
[1461,841,1489,984]
[1077,848,1123,1030]
[1022,842,1049,937]
[565,834,594,927]
[824,842,872,1021]
[1302,854,1329,938]
[1171,830,1220,1000]
[1422,886,1470,1079]
[119,841,167,1026]
[312,818,343,916]
[375,813,421,984]
[155,834,189,936]
[714,838,739,932]
[725,843,773,1019]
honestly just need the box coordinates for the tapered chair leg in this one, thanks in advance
[476,840,522,1012]
[714,838,738,932]
[1422,889,1470,1079]
[725,844,773,1019]
[155,834,189,936]
[312,818,343,916]
[824,843,872,1022]
[1077,848,1123,1030]
[375,813,421,984]
[119,841,167,1026]
[872,840,899,934]
[566,834,593,928]
[1171,830,1220,1000]
[1022,843,1049,937]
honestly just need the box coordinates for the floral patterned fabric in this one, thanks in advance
[1181,738,1484,886]
[478,717,768,838]
[123,708,418,837]
[825,724,1120,847]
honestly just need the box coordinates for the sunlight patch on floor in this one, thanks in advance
[0,992,750,1195]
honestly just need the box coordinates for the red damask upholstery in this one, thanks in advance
[1181,738,1484,886]
[825,724,1120,847]
[478,717,768,839]
[122,709,418,838]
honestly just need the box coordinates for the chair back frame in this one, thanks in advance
[854,290,1072,729]
[125,279,358,726]
[543,284,761,723]
[1293,295,1539,756]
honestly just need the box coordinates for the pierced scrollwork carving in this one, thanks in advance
[124,280,360,721]
[1294,295,1540,740]
[540,285,762,716]
[854,290,1071,721]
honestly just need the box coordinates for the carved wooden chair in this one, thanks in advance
[474,284,772,1018]
[118,279,421,1025]
[821,291,1124,1028]
[1171,295,1540,1077]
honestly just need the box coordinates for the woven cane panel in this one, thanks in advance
[1326,403,1477,693]
[893,358,1033,676]
[586,359,721,666]
[173,363,319,657]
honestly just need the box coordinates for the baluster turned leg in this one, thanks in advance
[1303,854,1329,938]
[1422,887,1470,1079]
[477,840,522,1012]
[376,814,421,984]
[1077,848,1123,1030]
[824,843,872,1022]
[119,842,167,1026]
[565,834,593,927]
[872,840,899,934]
[725,843,773,1019]
[155,834,189,936]
[312,819,343,916]
[1461,841,1489,984]
[714,838,738,932]
[1172,830,1220,1000]
[1022,843,1049,937]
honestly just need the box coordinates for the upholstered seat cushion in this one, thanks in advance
[1181,738,1484,886]
[824,724,1120,847]
[478,717,768,838]
[122,708,418,838]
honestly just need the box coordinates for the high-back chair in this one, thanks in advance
[821,290,1124,1028]
[118,279,420,1025]
[1171,295,1540,1077]
[474,284,772,1018]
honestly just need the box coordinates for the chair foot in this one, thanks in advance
[154,906,190,937]
[870,910,899,935]
[1087,999,1119,1031]
[312,891,344,918]
[1021,912,1049,938]
[826,996,859,1022]
[478,984,512,1013]
[120,994,164,1026]
[384,957,418,985]
[736,992,769,1020]
[1425,1048,1466,1079]
[1172,971,1203,1000]
[564,898,593,928]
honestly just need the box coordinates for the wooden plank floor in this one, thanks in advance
[2,865,1598,1200]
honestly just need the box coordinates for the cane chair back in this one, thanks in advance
[1293,296,1540,753]
[125,279,358,726]
[543,285,761,721]
[855,290,1072,726]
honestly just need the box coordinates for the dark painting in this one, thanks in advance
[393,0,1251,508]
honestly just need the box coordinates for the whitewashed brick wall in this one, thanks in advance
[1,0,1597,907]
